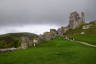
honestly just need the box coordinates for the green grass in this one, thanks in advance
[0,37,96,64]
[69,34,96,45]
[66,21,96,45]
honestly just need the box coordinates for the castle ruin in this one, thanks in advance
[68,11,85,29]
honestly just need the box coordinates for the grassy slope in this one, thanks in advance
[66,21,96,45]
[0,32,38,49]
[0,37,96,64]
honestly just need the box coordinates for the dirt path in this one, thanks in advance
[73,40,96,48]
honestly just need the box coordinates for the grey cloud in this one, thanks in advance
[0,0,95,27]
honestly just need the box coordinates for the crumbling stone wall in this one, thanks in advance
[57,27,69,36]
[20,37,30,49]
[20,37,40,49]
[41,29,58,40]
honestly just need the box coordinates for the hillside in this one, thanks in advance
[66,21,96,45]
[0,37,96,64]
[0,32,38,49]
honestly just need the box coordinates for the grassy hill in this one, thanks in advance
[0,37,96,64]
[66,21,96,45]
[0,32,38,49]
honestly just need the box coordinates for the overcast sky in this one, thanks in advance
[0,0,96,34]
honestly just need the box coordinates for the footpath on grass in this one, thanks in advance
[70,40,96,48]
[76,41,96,47]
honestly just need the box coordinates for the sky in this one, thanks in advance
[0,0,96,34]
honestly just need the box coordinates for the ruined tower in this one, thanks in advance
[68,11,85,29]
[81,12,85,23]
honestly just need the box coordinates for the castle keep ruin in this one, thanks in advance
[68,11,85,29]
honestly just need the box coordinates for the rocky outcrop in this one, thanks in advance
[68,11,85,29]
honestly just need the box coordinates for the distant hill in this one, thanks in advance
[0,32,38,49]
[0,32,38,38]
